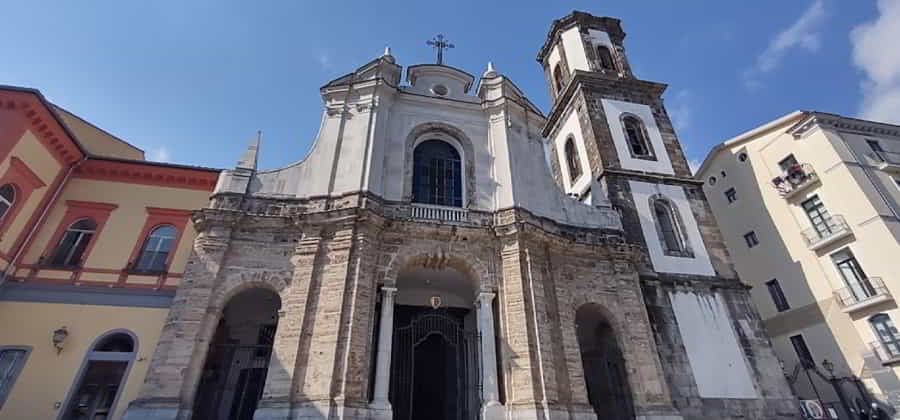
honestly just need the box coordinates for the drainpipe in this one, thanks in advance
[1,156,86,286]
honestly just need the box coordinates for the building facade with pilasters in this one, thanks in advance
[122,11,796,420]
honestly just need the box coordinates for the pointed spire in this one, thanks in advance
[382,46,395,63]
[482,61,498,78]
[236,131,261,171]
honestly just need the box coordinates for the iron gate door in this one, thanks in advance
[390,308,480,420]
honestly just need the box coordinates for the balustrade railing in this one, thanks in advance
[771,163,819,197]
[410,203,469,223]
[801,215,851,248]
[833,277,890,308]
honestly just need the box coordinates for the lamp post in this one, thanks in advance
[821,359,853,419]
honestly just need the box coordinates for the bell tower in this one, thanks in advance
[537,11,797,418]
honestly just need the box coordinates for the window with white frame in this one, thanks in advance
[0,346,30,408]
[49,218,98,267]
[596,45,616,71]
[621,114,655,160]
[651,196,692,257]
[135,225,177,272]
[871,314,900,359]
[564,136,583,183]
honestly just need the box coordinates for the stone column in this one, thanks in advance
[369,286,397,413]
[477,291,504,420]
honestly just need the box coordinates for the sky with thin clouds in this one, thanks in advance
[0,1,895,173]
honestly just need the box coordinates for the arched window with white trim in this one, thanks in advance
[135,225,177,272]
[50,218,97,267]
[621,115,654,159]
[564,136,583,183]
[61,331,137,420]
[651,196,692,257]
[413,140,463,207]
[553,65,565,95]
[0,184,14,221]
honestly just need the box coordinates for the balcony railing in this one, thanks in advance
[833,277,892,311]
[410,203,469,223]
[771,163,819,199]
[869,150,900,172]
[801,215,852,250]
[869,340,900,364]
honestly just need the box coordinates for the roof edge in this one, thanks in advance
[694,111,807,177]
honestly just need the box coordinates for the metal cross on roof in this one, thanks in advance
[427,34,454,65]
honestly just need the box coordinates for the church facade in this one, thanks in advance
[123,11,797,420]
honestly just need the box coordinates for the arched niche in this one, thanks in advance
[575,303,635,420]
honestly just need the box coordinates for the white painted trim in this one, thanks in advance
[601,99,674,175]
[57,329,139,420]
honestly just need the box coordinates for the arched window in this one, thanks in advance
[621,115,654,159]
[871,314,900,358]
[652,198,691,257]
[135,225,177,272]
[553,65,565,95]
[564,136,583,182]
[0,184,14,221]
[413,140,463,207]
[62,332,136,420]
[50,218,97,267]
[597,45,616,71]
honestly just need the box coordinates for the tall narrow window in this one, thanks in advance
[766,279,790,312]
[801,195,834,238]
[135,225,177,272]
[621,115,654,159]
[832,249,876,302]
[412,140,463,207]
[871,314,900,359]
[553,65,565,95]
[0,184,14,221]
[789,334,815,368]
[62,332,135,420]
[778,154,798,172]
[597,45,616,71]
[867,139,886,162]
[49,219,97,267]
[0,347,30,408]
[652,199,688,255]
[564,136,583,182]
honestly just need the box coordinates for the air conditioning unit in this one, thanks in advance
[800,399,825,419]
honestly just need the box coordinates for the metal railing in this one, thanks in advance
[833,277,890,308]
[771,163,819,197]
[801,215,851,248]
[410,203,469,223]
[869,340,900,363]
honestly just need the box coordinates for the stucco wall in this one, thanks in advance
[0,301,167,420]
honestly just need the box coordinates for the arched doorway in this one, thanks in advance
[62,331,137,420]
[575,304,634,420]
[388,266,480,420]
[193,288,281,420]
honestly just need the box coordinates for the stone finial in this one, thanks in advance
[236,131,261,171]
[382,46,395,64]
[482,61,498,78]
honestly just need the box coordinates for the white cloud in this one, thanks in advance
[851,0,900,124]
[318,51,332,70]
[148,146,171,162]
[743,0,826,88]
[667,90,692,132]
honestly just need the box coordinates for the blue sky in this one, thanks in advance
[2,1,898,172]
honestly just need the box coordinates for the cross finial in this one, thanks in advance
[426,34,454,65]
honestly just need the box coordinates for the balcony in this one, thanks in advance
[833,277,892,313]
[410,203,469,223]
[869,150,900,173]
[869,340,900,365]
[770,163,820,200]
[801,215,853,251]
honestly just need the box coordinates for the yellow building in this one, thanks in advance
[697,111,900,418]
[0,85,219,420]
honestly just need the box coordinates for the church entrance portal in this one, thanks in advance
[192,288,280,420]
[389,305,480,420]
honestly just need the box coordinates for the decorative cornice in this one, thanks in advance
[0,90,84,165]
[73,158,218,191]
[792,112,900,139]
